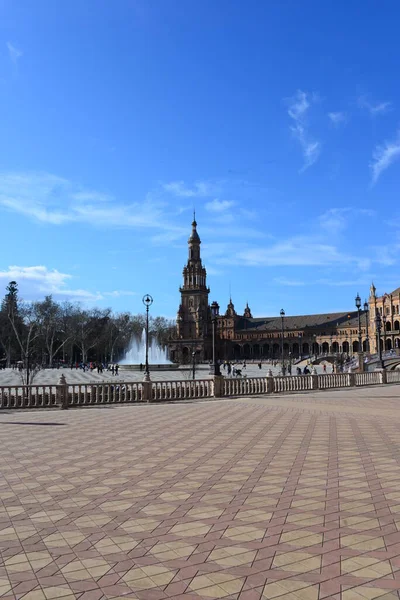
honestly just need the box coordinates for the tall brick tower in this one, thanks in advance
[170,217,211,362]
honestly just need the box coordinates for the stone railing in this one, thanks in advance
[386,370,400,384]
[274,375,313,392]
[0,385,60,409]
[355,372,381,386]
[0,369,397,409]
[151,380,213,401]
[224,377,269,396]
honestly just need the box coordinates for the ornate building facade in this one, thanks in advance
[368,283,400,353]
[168,220,398,363]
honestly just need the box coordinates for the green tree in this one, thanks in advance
[0,281,24,366]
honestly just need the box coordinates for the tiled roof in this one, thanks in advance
[234,310,363,333]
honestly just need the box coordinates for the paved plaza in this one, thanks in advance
[0,363,329,387]
[2,388,400,599]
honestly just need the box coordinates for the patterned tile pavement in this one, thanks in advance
[2,386,400,599]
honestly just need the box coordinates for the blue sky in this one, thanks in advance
[0,0,399,318]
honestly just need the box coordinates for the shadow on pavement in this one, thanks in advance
[0,422,66,426]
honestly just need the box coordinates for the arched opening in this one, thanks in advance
[302,342,309,355]
[395,321,400,331]
[233,344,241,359]
[243,344,250,359]
[312,342,320,355]
[292,342,299,357]
[253,344,260,358]
[386,338,392,350]
[362,339,368,351]
[283,343,289,357]
[322,342,329,353]
[272,343,280,358]
[386,321,392,332]
[332,341,339,353]
[343,341,349,353]
[262,344,269,357]
[353,340,359,353]
[395,338,400,349]
[182,347,190,364]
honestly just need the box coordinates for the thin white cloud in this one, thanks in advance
[370,131,400,184]
[288,90,310,121]
[205,199,235,213]
[0,265,102,301]
[318,209,349,235]
[213,233,368,270]
[358,96,392,116]
[163,180,215,197]
[287,90,321,171]
[328,111,347,126]
[318,207,376,236]
[0,172,185,237]
[6,42,22,64]
[0,265,140,303]
[103,290,138,298]
[273,277,305,287]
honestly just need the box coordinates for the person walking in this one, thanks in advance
[115,364,119,376]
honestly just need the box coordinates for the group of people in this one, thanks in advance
[221,360,247,377]
[70,362,120,375]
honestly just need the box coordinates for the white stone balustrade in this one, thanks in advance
[0,371,399,408]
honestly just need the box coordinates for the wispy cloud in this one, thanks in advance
[273,277,305,286]
[317,207,374,236]
[205,199,235,213]
[358,96,392,116]
[370,130,400,184]
[0,265,140,303]
[287,90,321,171]
[328,111,347,126]
[6,42,22,64]
[318,208,349,235]
[0,265,102,302]
[103,290,137,298]
[0,172,185,238]
[231,238,356,268]
[163,180,215,197]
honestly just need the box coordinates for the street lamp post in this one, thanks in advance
[142,294,153,381]
[364,300,369,353]
[192,350,196,380]
[383,314,387,353]
[211,301,221,376]
[375,312,383,368]
[298,333,302,360]
[355,293,362,352]
[280,309,285,375]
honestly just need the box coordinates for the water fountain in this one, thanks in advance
[120,328,177,371]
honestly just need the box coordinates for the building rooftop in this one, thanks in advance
[234,310,363,333]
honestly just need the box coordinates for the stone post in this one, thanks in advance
[142,380,153,403]
[348,372,356,387]
[213,375,224,398]
[311,367,318,390]
[357,352,365,372]
[378,369,387,385]
[266,370,274,394]
[58,374,69,410]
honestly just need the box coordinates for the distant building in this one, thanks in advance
[368,283,400,353]
[168,219,393,363]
